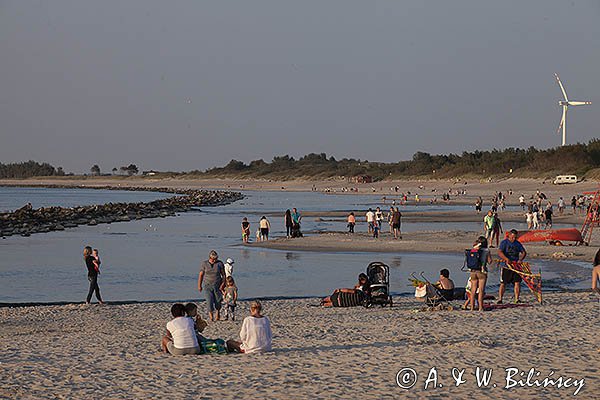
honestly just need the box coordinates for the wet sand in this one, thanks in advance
[1,293,598,399]
[250,230,599,262]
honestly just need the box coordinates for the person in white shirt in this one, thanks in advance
[224,258,234,278]
[365,208,375,234]
[161,303,201,355]
[226,300,272,354]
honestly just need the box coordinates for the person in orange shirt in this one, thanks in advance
[347,212,356,233]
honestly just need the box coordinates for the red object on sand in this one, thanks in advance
[513,228,582,244]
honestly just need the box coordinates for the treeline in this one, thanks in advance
[0,161,65,179]
[191,140,600,180]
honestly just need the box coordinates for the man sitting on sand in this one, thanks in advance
[434,269,455,300]
[497,229,527,304]
[227,301,272,354]
[161,303,202,355]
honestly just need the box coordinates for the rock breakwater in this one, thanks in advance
[0,186,243,237]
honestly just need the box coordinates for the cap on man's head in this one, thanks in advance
[226,258,234,264]
[209,250,218,258]
[509,229,518,235]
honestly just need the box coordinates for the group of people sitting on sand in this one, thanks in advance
[161,300,272,355]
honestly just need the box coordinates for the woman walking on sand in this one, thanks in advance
[83,246,103,304]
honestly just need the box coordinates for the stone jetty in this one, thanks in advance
[0,186,243,237]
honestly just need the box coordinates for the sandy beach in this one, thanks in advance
[1,177,599,399]
[1,292,598,399]
[1,176,598,203]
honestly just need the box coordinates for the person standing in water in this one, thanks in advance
[284,209,293,238]
[84,246,103,304]
[241,217,250,243]
[259,216,271,241]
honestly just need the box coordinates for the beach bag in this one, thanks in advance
[465,249,482,270]
[200,338,227,355]
[414,285,427,299]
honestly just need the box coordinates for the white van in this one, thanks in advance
[553,175,577,185]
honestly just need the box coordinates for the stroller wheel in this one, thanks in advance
[389,297,393,307]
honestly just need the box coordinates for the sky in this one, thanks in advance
[0,1,599,173]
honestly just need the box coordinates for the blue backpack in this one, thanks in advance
[465,249,482,271]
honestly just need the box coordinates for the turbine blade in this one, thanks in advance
[556,107,566,135]
[567,101,592,106]
[554,73,569,101]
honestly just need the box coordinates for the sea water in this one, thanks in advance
[0,187,590,303]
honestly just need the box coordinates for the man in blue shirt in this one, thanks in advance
[497,229,527,304]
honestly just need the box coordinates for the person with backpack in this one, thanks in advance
[465,236,492,311]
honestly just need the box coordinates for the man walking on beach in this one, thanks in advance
[392,207,402,240]
[366,208,375,234]
[483,210,495,241]
[497,229,527,304]
[198,250,226,321]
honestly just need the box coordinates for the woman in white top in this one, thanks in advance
[161,303,201,355]
[227,301,272,354]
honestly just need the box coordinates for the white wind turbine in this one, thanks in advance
[554,73,592,146]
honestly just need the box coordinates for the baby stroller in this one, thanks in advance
[364,262,393,307]
[290,222,303,238]
[412,272,454,311]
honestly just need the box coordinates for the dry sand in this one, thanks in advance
[1,176,598,203]
[1,293,598,399]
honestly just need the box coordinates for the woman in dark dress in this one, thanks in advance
[84,246,103,304]
[284,209,293,238]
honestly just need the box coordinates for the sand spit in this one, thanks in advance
[251,231,599,262]
[1,293,598,399]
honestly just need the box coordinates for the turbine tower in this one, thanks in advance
[554,73,592,146]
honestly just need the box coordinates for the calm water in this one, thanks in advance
[0,186,174,212]
[0,187,590,303]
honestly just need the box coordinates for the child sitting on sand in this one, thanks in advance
[222,276,238,321]
[184,303,208,338]
[161,303,202,355]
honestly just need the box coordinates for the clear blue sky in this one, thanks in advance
[1,1,599,173]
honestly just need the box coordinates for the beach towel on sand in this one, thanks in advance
[330,290,366,307]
